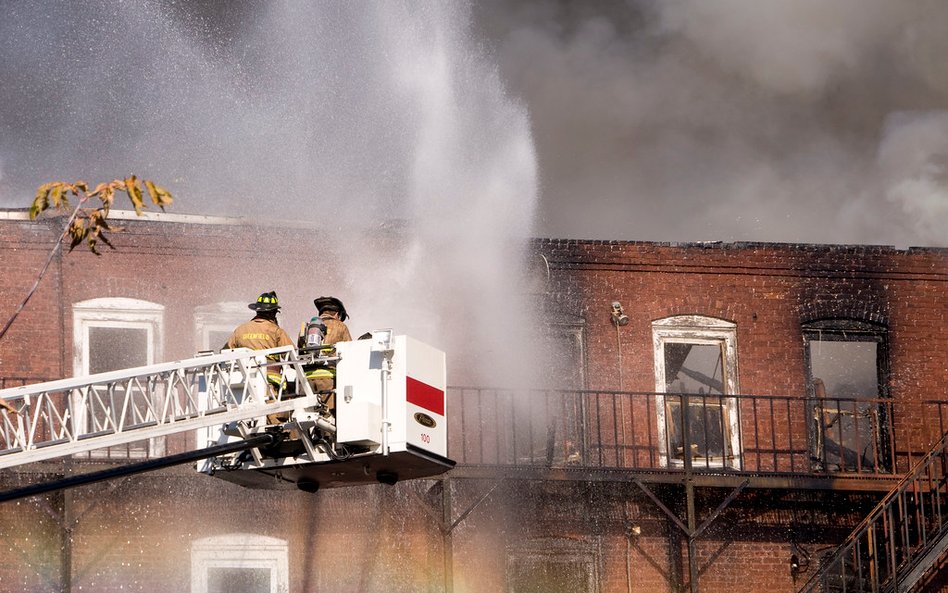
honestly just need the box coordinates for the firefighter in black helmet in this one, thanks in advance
[312,296,351,345]
[300,296,352,416]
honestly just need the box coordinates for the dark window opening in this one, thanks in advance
[804,319,890,473]
[663,342,731,460]
[85,325,150,457]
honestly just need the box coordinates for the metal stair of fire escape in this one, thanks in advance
[797,430,948,593]
[0,346,318,469]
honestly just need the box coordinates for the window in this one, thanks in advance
[507,539,599,593]
[547,324,586,391]
[194,302,249,352]
[652,316,741,468]
[521,312,587,465]
[193,302,252,450]
[191,534,289,593]
[72,297,164,458]
[804,319,890,472]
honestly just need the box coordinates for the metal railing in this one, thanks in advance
[796,430,948,593]
[448,388,948,478]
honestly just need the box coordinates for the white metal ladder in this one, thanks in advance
[0,346,320,469]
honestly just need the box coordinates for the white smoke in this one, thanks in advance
[0,1,541,385]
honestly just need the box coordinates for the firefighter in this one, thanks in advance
[313,296,352,344]
[223,291,295,391]
[301,296,352,416]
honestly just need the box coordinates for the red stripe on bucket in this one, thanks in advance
[406,376,444,416]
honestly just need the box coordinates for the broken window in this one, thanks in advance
[652,316,741,468]
[664,342,729,460]
[804,319,890,472]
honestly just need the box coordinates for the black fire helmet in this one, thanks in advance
[313,296,348,322]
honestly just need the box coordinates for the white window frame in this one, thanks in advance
[72,297,165,457]
[193,301,250,450]
[191,534,289,593]
[194,301,249,352]
[652,315,740,468]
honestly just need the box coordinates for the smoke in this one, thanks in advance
[0,1,541,385]
[5,1,948,250]
[471,0,948,247]
[877,111,948,244]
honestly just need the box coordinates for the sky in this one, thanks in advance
[1,0,947,249]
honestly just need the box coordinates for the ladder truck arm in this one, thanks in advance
[0,332,454,499]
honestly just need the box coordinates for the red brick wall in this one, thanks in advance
[1,216,946,593]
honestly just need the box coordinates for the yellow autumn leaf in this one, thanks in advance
[29,184,53,220]
[67,218,87,252]
[125,176,144,215]
[144,180,173,209]
[50,184,65,210]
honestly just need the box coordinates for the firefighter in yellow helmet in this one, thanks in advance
[223,291,294,390]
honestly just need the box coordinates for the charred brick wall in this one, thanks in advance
[536,239,948,468]
[537,239,947,399]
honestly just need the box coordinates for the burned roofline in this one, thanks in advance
[531,236,948,255]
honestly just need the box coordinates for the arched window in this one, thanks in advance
[652,315,740,468]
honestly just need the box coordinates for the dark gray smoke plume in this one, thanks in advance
[472,0,948,247]
[2,0,946,249]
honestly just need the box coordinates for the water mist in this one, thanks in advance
[0,1,540,385]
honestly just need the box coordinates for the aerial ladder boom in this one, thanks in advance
[0,333,454,496]
[0,345,310,469]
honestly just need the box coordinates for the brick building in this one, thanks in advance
[0,210,946,593]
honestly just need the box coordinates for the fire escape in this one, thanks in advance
[444,386,948,593]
